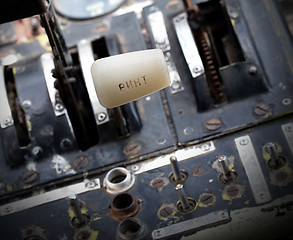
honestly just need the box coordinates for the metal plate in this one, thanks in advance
[0,178,100,216]
[0,66,14,128]
[152,210,230,239]
[173,12,204,78]
[282,122,293,155]
[77,40,109,125]
[235,135,272,204]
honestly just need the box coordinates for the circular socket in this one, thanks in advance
[109,193,140,221]
[104,167,135,194]
[219,170,238,184]
[116,218,147,240]
[169,170,188,184]
[177,198,197,214]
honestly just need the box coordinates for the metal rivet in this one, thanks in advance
[201,144,210,151]
[97,112,106,122]
[282,98,291,106]
[230,11,239,19]
[248,65,258,75]
[54,103,64,112]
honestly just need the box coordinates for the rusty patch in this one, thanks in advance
[269,164,293,187]
[198,193,216,207]
[150,177,169,190]
[109,193,140,221]
[73,156,90,170]
[123,142,142,157]
[222,184,245,202]
[192,166,207,176]
[157,203,178,221]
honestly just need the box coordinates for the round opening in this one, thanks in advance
[119,219,141,235]
[177,198,197,214]
[110,174,126,184]
[104,167,135,194]
[169,170,188,184]
[112,193,134,210]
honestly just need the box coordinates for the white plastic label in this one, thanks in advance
[91,49,171,108]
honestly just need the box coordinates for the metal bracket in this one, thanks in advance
[0,66,14,128]
[173,12,204,78]
[152,209,230,239]
[41,53,66,117]
[77,40,109,125]
[0,178,100,216]
[235,135,272,204]
[282,122,293,155]
[148,9,184,94]
[128,141,215,175]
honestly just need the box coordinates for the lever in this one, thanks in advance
[91,49,171,108]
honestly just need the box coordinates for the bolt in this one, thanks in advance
[170,156,183,182]
[77,229,91,240]
[230,11,239,19]
[73,156,90,170]
[69,195,86,226]
[2,116,13,127]
[248,65,258,75]
[97,112,107,122]
[254,103,271,115]
[32,146,42,158]
[22,170,39,184]
[54,103,64,112]
[205,118,222,131]
[239,139,249,145]
[175,184,191,210]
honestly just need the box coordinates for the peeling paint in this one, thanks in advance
[212,156,235,172]
[222,184,245,202]
[269,164,293,187]
[52,154,76,175]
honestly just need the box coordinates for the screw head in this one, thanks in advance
[230,11,239,19]
[2,116,13,127]
[85,181,97,189]
[285,125,292,132]
[54,103,64,112]
[73,156,90,170]
[32,146,42,158]
[248,65,258,75]
[205,118,222,131]
[193,66,203,74]
[22,170,39,184]
[254,103,271,116]
[22,100,32,109]
[239,139,249,145]
[201,144,210,151]
[97,112,106,122]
